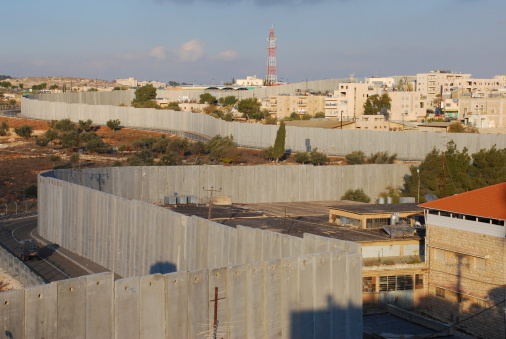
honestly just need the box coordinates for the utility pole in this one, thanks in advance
[210,287,225,339]
[203,186,221,220]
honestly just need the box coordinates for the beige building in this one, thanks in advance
[388,91,427,122]
[236,75,264,87]
[115,78,138,88]
[420,183,506,339]
[416,70,472,101]
[325,83,372,120]
[267,94,326,119]
[459,95,506,128]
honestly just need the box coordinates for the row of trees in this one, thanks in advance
[342,141,506,204]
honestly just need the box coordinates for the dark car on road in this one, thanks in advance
[20,239,40,261]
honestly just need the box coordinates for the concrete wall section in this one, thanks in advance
[49,164,412,205]
[22,97,506,160]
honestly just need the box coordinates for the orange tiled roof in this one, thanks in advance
[419,182,506,220]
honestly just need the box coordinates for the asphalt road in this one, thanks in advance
[0,215,114,283]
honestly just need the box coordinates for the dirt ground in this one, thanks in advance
[0,268,23,292]
[1,116,347,208]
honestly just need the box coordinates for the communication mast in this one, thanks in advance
[266,26,277,85]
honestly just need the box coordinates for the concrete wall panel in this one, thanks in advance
[165,271,189,339]
[228,265,247,339]
[25,283,57,338]
[188,270,210,339]
[140,274,166,338]
[265,259,283,339]
[246,262,265,339]
[209,267,229,339]
[86,273,114,339]
[280,256,299,339]
[0,289,25,339]
[115,277,140,338]
[57,277,86,338]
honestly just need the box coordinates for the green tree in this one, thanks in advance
[167,102,181,111]
[199,93,217,104]
[294,152,310,164]
[363,93,391,118]
[301,113,311,120]
[218,96,237,107]
[22,184,37,198]
[469,146,506,188]
[49,118,76,132]
[14,125,33,139]
[61,131,80,149]
[0,121,9,136]
[35,137,50,147]
[134,84,157,102]
[345,150,366,165]
[49,84,59,90]
[118,144,127,157]
[264,116,277,125]
[341,189,371,203]
[402,141,473,201]
[131,84,157,107]
[78,119,93,132]
[45,129,58,142]
[85,136,109,153]
[127,149,155,166]
[158,152,181,166]
[0,81,12,88]
[289,112,301,120]
[369,151,397,164]
[206,135,240,163]
[314,112,326,118]
[237,98,261,120]
[106,119,121,132]
[69,152,80,166]
[87,88,98,92]
[310,148,330,166]
[378,185,401,203]
[272,120,286,162]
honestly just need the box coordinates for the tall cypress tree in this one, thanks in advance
[273,120,286,162]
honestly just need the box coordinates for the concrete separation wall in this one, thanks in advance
[45,164,412,204]
[5,166,365,338]
[0,244,46,287]
[22,96,506,160]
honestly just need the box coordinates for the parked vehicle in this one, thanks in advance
[19,239,39,261]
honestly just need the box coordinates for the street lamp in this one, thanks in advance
[417,168,420,203]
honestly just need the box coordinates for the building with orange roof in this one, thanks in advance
[419,182,506,339]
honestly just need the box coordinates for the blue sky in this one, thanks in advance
[2,0,505,84]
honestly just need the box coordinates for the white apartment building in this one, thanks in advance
[416,70,472,101]
[236,75,264,87]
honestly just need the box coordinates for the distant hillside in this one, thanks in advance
[9,76,117,89]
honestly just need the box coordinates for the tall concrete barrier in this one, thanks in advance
[22,94,506,160]
[44,164,412,205]
[2,166,366,337]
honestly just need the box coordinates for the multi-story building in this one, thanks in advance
[267,94,326,119]
[236,75,264,87]
[416,70,472,101]
[115,77,138,88]
[325,83,371,120]
[459,95,506,128]
[419,183,506,339]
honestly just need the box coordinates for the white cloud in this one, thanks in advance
[150,46,167,61]
[172,39,205,62]
[212,50,238,61]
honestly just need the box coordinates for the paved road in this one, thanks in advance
[0,215,116,282]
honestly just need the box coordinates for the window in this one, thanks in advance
[415,274,424,289]
[362,276,376,292]
[475,257,486,270]
[436,287,445,298]
[434,248,445,262]
[379,275,414,291]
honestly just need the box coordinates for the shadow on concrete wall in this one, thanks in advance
[149,261,177,274]
[290,295,361,339]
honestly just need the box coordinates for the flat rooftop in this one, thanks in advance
[166,201,422,243]
[329,203,423,215]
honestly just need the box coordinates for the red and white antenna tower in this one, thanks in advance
[266,26,277,85]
